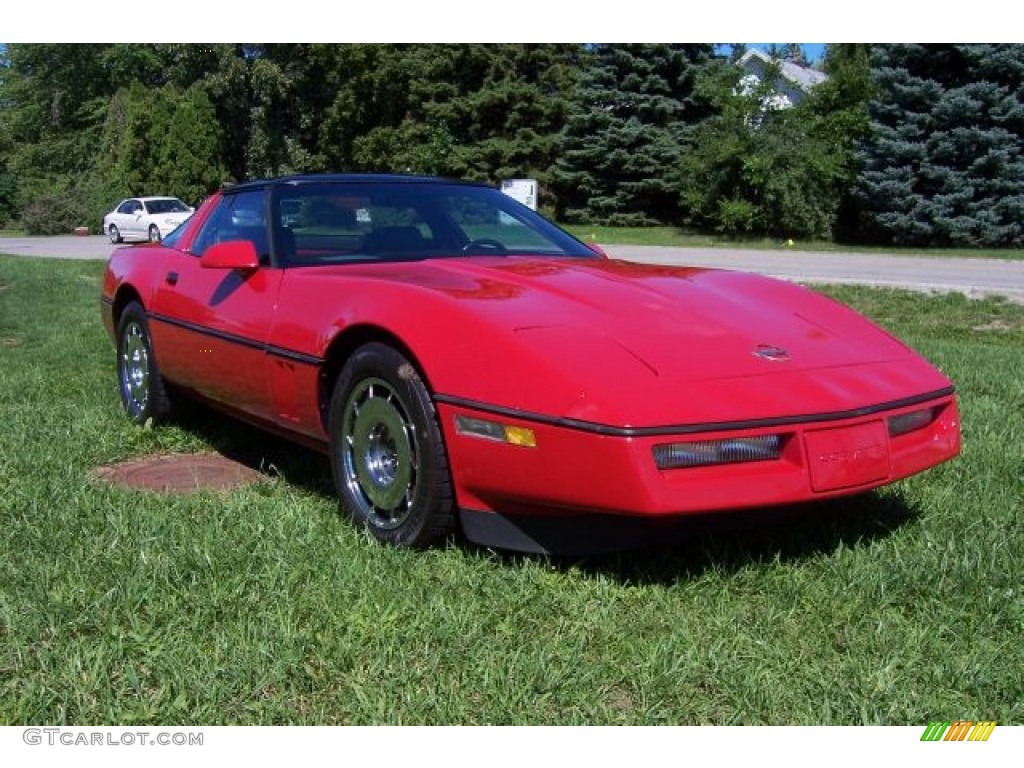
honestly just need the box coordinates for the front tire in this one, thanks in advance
[116,301,173,425]
[148,224,161,243]
[328,343,455,548]
[109,224,122,244]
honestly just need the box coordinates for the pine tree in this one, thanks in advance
[554,44,713,225]
[856,44,1024,247]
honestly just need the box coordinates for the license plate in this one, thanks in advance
[804,421,890,492]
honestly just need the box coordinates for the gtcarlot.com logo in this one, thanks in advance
[920,721,997,742]
[23,728,203,747]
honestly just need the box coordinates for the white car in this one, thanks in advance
[103,197,195,244]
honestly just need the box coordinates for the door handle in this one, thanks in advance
[165,271,179,286]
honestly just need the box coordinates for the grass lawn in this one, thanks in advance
[1,254,1021,724]
[561,224,1024,260]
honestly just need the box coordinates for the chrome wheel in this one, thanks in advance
[115,301,173,425]
[341,378,419,531]
[148,225,161,243]
[119,320,150,420]
[109,224,121,244]
[329,342,454,547]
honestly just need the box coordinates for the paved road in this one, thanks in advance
[1,235,115,261]
[607,245,1024,304]
[3,235,1023,303]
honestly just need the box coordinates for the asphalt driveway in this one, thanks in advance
[1,235,115,261]
[3,235,1023,303]
[608,245,1024,304]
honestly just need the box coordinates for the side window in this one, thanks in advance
[190,190,268,261]
[117,201,135,214]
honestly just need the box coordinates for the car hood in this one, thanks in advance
[312,257,953,427]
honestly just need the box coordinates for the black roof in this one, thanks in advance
[227,173,490,194]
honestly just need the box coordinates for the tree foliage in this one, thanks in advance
[0,115,15,226]
[855,44,1024,247]
[1,44,230,227]
[555,44,714,225]
[1,42,1022,247]
[322,44,580,205]
[678,57,849,238]
[0,43,580,229]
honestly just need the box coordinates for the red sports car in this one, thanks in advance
[101,175,960,554]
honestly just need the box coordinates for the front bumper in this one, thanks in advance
[438,392,960,553]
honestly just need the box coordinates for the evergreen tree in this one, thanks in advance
[1,44,232,226]
[318,44,580,209]
[554,44,713,225]
[856,44,1024,247]
[154,85,229,204]
[0,116,15,226]
[1,44,589,228]
[0,44,111,207]
[88,82,226,219]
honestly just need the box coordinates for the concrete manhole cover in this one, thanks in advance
[94,452,263,493]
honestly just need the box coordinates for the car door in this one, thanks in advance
[127,199,148,238]
[149,188,283,421]
[112,200,137,236]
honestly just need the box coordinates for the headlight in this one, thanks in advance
[653,434,782,470]
[887,407,940,437]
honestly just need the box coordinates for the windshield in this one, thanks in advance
[270,182,597,265]
[146,198,191,215]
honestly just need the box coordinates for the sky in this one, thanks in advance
[747,44,826,65]
[799,44,826,63]
[717,44,827,66]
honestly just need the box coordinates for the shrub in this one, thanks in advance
[20,195,91,236]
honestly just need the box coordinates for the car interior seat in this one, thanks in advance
[363,226,427,253]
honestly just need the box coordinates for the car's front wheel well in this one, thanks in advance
[318,325,431,433]
[112,285,144,327]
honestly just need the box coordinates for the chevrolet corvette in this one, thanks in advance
[100,174,960,553]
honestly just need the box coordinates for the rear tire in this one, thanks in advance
[328,343,455,548]
[116,301,173,425]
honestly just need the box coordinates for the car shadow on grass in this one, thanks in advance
[170,404,336,497]
[170,403,922,583]
[461,490,923,585]
[543,492,922,585]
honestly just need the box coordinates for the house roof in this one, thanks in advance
[738,49,829,91]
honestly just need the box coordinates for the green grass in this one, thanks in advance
[561,224,1024,260]
[1,255,1021,724]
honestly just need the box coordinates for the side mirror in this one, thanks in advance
[200,240,260,271]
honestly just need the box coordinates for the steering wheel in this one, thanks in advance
[461,238,508,253]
